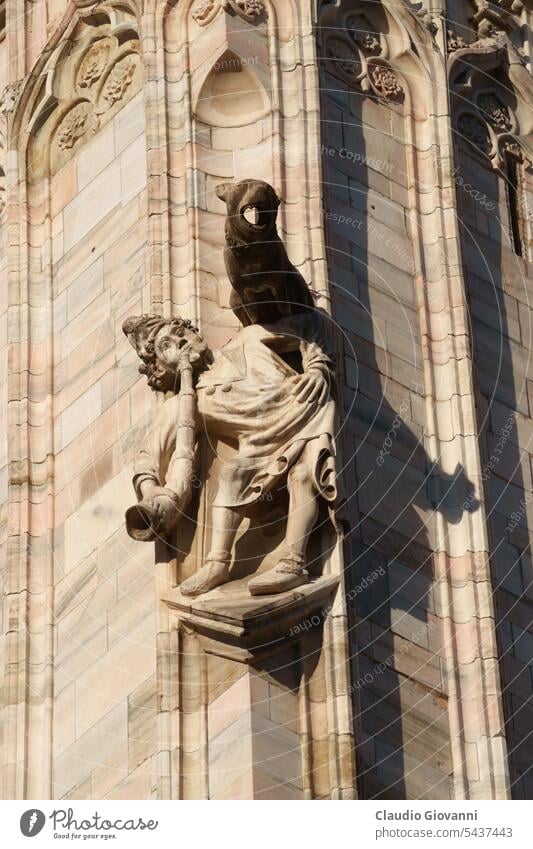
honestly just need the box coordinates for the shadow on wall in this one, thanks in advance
[318,8,480,800]
[452,90,533,799]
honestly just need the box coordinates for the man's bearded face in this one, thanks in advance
[153,324,209,374]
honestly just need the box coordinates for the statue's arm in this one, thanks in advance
[132,394,182,500]
[264,312,335,373]
[127,393,198,542]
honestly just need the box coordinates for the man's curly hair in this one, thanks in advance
[122,314,210,392]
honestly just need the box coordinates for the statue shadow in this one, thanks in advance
[319,60,485,798]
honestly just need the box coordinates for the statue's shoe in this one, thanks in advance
[248,560,309,596]
[180,561,230,597]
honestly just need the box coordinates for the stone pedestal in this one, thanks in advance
[162,576,356,799]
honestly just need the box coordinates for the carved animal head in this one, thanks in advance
[216,179,280,244]
[122,314,212,392]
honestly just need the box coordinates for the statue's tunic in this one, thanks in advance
[133,314,338,510]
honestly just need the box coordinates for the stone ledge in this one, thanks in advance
[163,575,339,658]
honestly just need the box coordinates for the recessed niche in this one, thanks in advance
[194,50,270,128]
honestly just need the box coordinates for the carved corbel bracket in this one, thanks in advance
[164,575,339,662]
[161,573,356,799]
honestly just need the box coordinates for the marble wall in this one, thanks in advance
[0,0,532,801]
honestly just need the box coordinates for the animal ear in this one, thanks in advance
[215,183,232,203]
[272,188,281,208]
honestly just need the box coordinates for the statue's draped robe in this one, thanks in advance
[132,314,338,510]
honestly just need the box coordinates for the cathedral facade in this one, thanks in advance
[0,0,532,800]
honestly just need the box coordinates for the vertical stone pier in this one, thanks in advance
[162,577,356,799]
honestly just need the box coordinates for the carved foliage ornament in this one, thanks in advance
[447,26,505,54]
[478,93,512,132]
[352,31,380,52]
[192,0,267,26]
[192,0,216,22]
[230,0,265,17]
[57,102,96,150]
[345,12,381,54]
[447,30,469,53]
[370,64,404,100]
[102,55,137,105]
[502,138,523,159]
[77,38,113,88]
[0,80,24,116]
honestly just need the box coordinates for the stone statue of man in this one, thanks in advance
[124,181,339,597]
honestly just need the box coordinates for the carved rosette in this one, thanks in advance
[56,102,97,150]
[101,55,137,106]
[77,38,113,88]
[192,0,267,26]
[324,36,362,85]
[369,63,404,102]
[478,93,513,132]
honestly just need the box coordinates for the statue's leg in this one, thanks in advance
[283,456,320,556]
[248,446,318,596]
[180,505,241,596]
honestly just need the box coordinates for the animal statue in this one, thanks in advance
[216,179,315,326]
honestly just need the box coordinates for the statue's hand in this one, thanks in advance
[292,367,330,406]
[146,488,181,534]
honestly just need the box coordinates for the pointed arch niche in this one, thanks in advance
[192,10,273,343]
